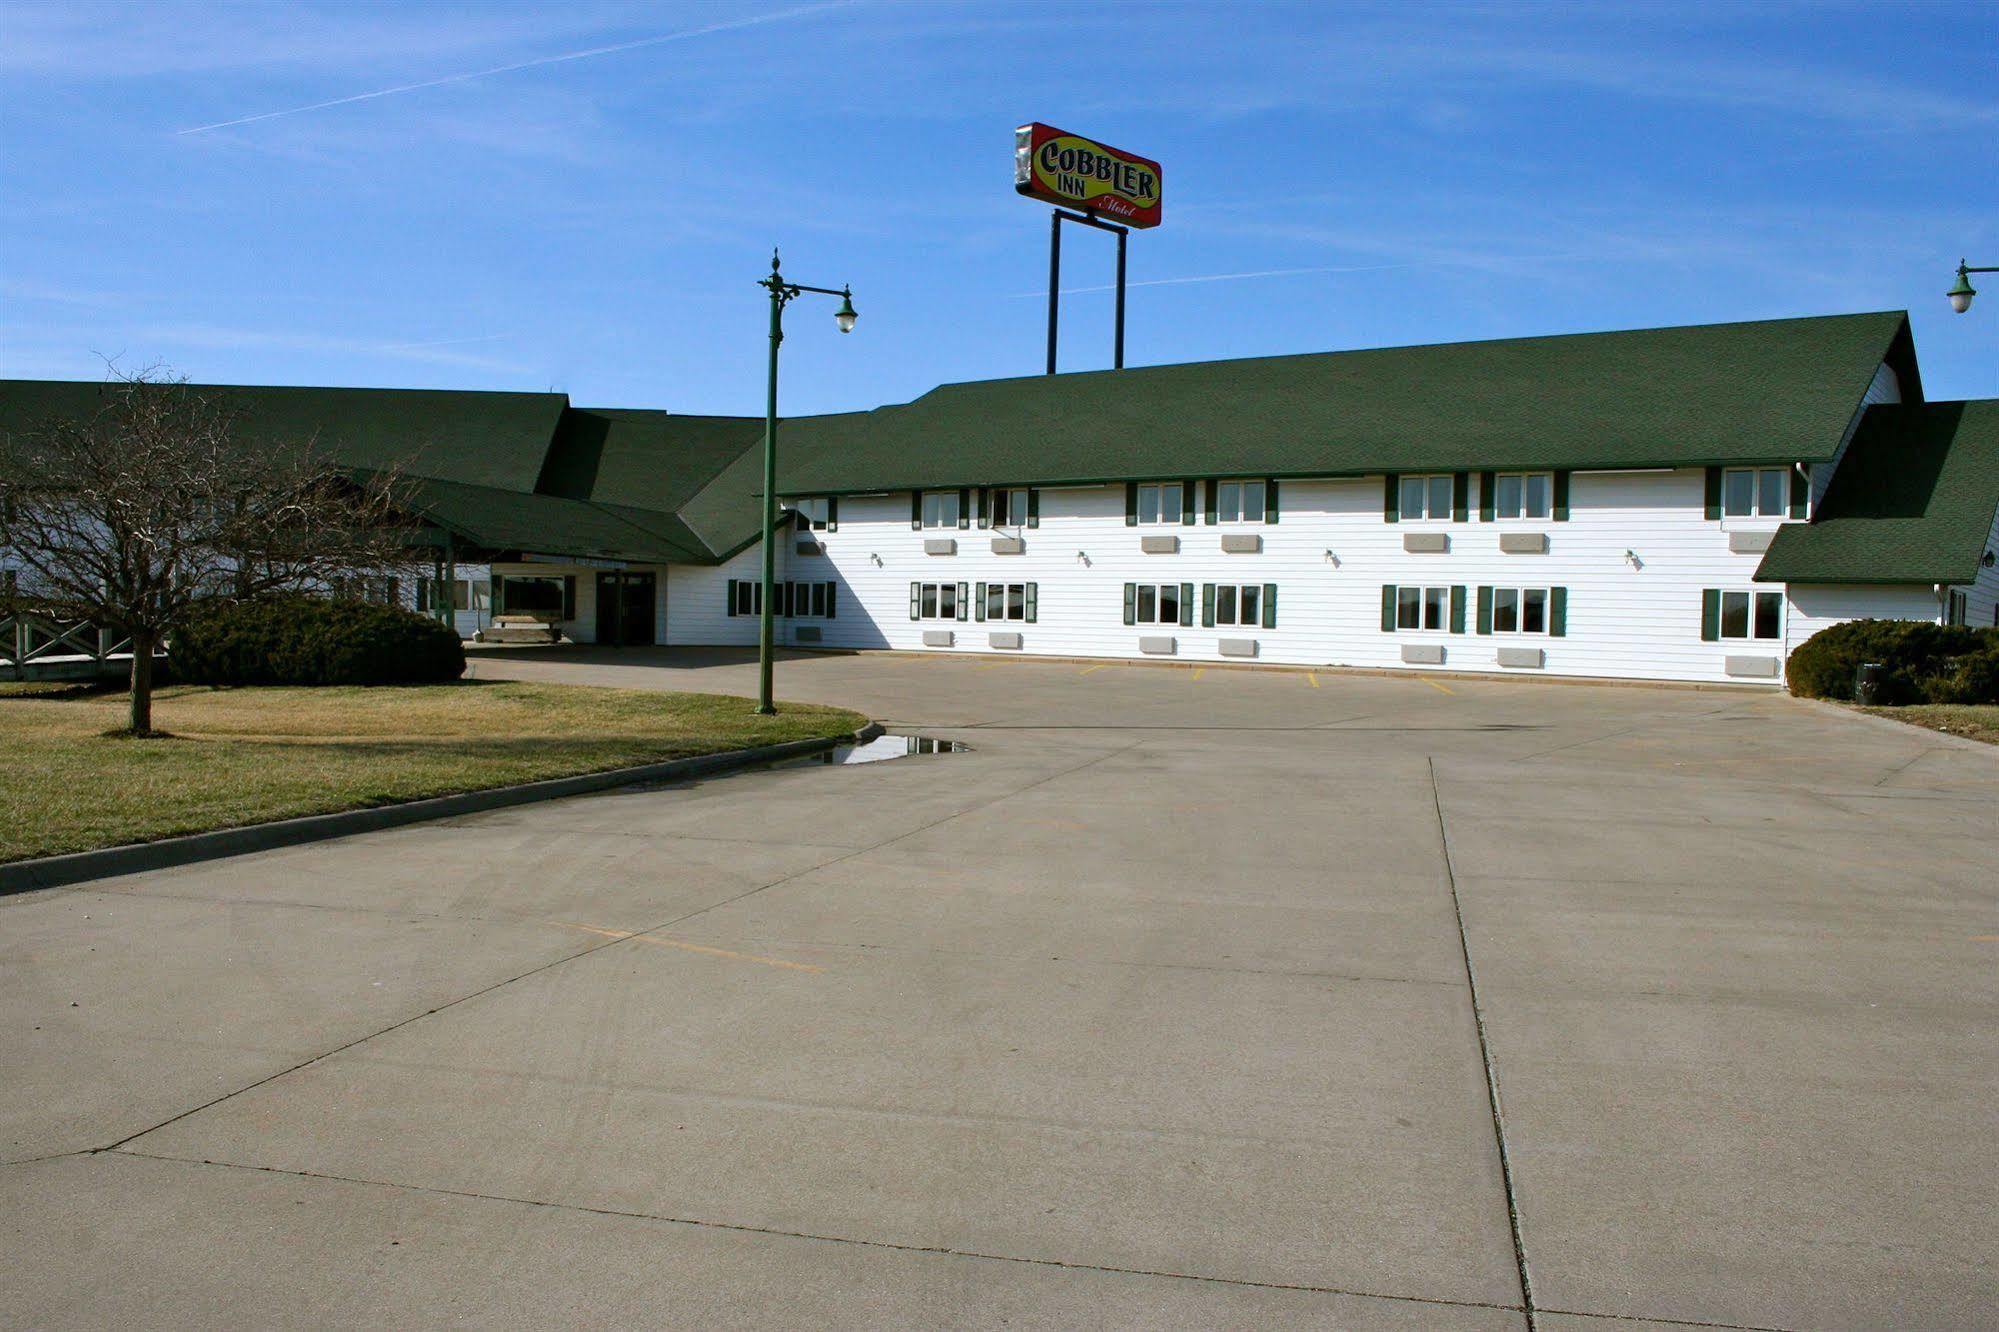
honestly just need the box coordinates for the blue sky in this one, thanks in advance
[3,0,1995,415]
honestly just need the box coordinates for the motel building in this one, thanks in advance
[4,310,1997,686]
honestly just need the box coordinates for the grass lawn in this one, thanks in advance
[1860,703,1999,745]
[0,681,867,864]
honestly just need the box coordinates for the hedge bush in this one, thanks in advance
[1786,618,1999,704]
[174,594,465,687]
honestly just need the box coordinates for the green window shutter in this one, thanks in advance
[1703,467,1722,521]
[562,577,576,620]
[1476,586,1493,635]
[974,582,987,622]
[957,582,970,621]
[1265,478,1279,524]
[1180,481,1196,526]
[1203,479,1218,525]
[976,487,990,529]
[1125,482,1138,526]
[1553,471,1571,521]
[1025,583,1037,622]
[1450,585,1467,634]
[911,491,923,530]
[1179,582,1194,626]
[1452,472,1470,523]
[1027,488,1040,528]
[726,579,736,616]
[1381,584,1397,632]
[1123,582,1137,625]
[1261,583,1277,629]
[1478,472,1496,522]
[957,488,971,530]
[1550,586,1568,637]
[826,583,837,619]
[910,582,921,620]
[1383,474,1400,523]
[1788,466,1808,519]
[826,496,838,531]
[1701,589,1721,641]
[1201,583,1216,627]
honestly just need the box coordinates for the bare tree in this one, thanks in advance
[0,368,424,736]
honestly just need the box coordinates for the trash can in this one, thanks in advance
[1855,662,1885,705]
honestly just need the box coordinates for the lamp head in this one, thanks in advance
[834,288,858,333]
[1948,262,1976,314]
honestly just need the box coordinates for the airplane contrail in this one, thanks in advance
[178,0,858,135]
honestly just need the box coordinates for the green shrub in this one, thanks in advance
[174,595,465,687]
[1786,618,1998,703]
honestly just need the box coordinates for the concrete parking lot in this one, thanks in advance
[4,648,1995,1329]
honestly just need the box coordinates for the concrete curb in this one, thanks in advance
[0,721,884,898]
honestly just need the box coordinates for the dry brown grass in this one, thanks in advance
[1859,703,1999,746]
[0,681,866,863]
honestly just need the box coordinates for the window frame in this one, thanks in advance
[1722,466,1790,520]
[1132,581,1182,626]
[984,581,1029,622]
[1389,584,1451,632]
[988,487,1029,530]
[1134,481,1185,526]
[1213,478,1267,525]
[1398,473,1455,522]
[1713,588,1783,641]
[793,497,830,531]
[1491,471,1553,521]
[919,490,961,529]
[1212,582,1267,627]
[1490,586,1552,636]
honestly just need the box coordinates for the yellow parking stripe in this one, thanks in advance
[552,922,823,973]
[1426,679,1455,695]
[1192,668,1206,681]
[1306,672,1319,688]
[1080,664,1108,675]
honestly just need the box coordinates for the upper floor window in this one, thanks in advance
[793,498,830,530]
[1724,467,1788,519]
[920,490,960,529]
[1399,473,1454,521]
[1215,479,1266,524]
[988,487,1030,528]
[1492,472,1552,520]
[1135,482,1184,525]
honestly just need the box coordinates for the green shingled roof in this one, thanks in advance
[368,474,704,565]
[1757,400,1999,585]
[765,311,1915,495]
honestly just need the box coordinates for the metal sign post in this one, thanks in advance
[1046,209,1128,375]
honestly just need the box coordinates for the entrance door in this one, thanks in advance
[595,572,656,645]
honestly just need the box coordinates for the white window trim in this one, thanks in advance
[1133,582,1183,626]
[988,488,1029,531]
[920,491,960,529]
[1491,586,1552,636]
[1716,588,1784,641]
[1392,584,1452,632]
[1491,471,1554,522]
[1135,482,1185,527]
[1400,473,1455,523]
[1213,582,1265,627]
[1721,467,1789,521]
[1214,478,1267,526]
[916,581,961,620]
[987,581,1029,621]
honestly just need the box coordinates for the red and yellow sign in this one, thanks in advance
[1014,123,1162,228]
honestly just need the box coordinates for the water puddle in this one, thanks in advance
[792,734,969,766]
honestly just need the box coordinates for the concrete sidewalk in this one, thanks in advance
[4,649,1994,1328]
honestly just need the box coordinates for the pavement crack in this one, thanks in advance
[1429,756,1539,1331]
[104,1148,1527,1317]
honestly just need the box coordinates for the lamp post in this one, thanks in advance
[756,248,856,715]
[1948,259,1997,314]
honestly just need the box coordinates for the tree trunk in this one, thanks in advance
[128,628,156,737]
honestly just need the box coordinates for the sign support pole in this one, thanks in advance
[1044,208,1129,375]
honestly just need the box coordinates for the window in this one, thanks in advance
[1214,583,1261,626]
[1135,482,1184,525]
[1492,472,1552,520]
[920,490,960,529]
[982,581,1032,621]
[1399,473,1454,521]
[1723,467,1789,519]
[1946,589,1968,627]
[1492,587,1550,634]
[1132,582,1182,625]
[415,578,473,612]
[730,580,762,616]
[1722,590,1781,640]
[1214,479,1266,524]
[988,487,1030,528]
[793,498,830,530]
[910,581,966,620]
[791,581,837,618]
[1397,585,1450,631]
[501,574,570,617]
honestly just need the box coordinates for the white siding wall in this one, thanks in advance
[1784,583,1941,655]
[664,471,1853,685]
[489,561,670,644]
[666,544,787,647]
[1957,503,1999,629]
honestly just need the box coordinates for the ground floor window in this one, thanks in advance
[1946,588,1969,626]
[498,574,574,618]
[1476,585,1567,636]
[791,581,837,618]
[1702,589,1781,641]
[1124,582,1191,626]
[977,581,1037,622]
[416,577,485,613]
[1207,582,1276,628]
[910,581,967,620]
[728,580,838,618]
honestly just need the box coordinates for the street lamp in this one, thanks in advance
[1948,259,1995,314]
[755,248,856,715]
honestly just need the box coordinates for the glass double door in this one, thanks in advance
[595,571,656,646]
